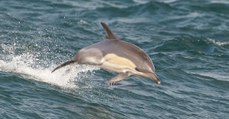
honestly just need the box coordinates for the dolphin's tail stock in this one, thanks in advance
[51,60,76,73]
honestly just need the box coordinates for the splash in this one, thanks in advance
[0,44,99,89]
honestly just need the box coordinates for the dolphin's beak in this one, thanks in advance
[148,72,161,84]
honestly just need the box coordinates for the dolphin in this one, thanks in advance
[52,22,160,85]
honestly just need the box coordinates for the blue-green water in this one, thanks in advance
[0,0,229,118]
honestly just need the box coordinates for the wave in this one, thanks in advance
[155,36,228,53]
[210,0,229,4]
[208,38,229,47]
[0,43,99,89]
[188,71,229,82]
[191,1,229,14]
[92,1,174,18]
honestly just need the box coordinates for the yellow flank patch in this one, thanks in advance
[104,53,136,68]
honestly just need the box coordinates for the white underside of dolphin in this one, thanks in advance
[52,22,160,85]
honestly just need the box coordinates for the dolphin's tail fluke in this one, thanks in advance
[51,60,76,73]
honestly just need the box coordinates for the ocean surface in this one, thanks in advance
[0,0,229,119]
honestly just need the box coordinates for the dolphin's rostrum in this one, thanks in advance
[52,22,160,85]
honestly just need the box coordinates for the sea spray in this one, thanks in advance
[0,43,99,89]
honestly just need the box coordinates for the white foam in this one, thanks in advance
[133,0,148,4]
[0,52,99,89]
[161,0,177,3]
[208,38,229,46]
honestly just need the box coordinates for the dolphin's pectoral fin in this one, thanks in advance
[107,72,130,85]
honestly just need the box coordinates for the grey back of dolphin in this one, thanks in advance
[52,22,160,85]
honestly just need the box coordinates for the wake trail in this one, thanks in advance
[0,44,99,89]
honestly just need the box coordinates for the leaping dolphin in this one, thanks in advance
[52,22,160,85]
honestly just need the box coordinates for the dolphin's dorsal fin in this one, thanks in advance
[101,22,119,40]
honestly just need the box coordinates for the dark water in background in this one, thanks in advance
[0,0,229,118]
